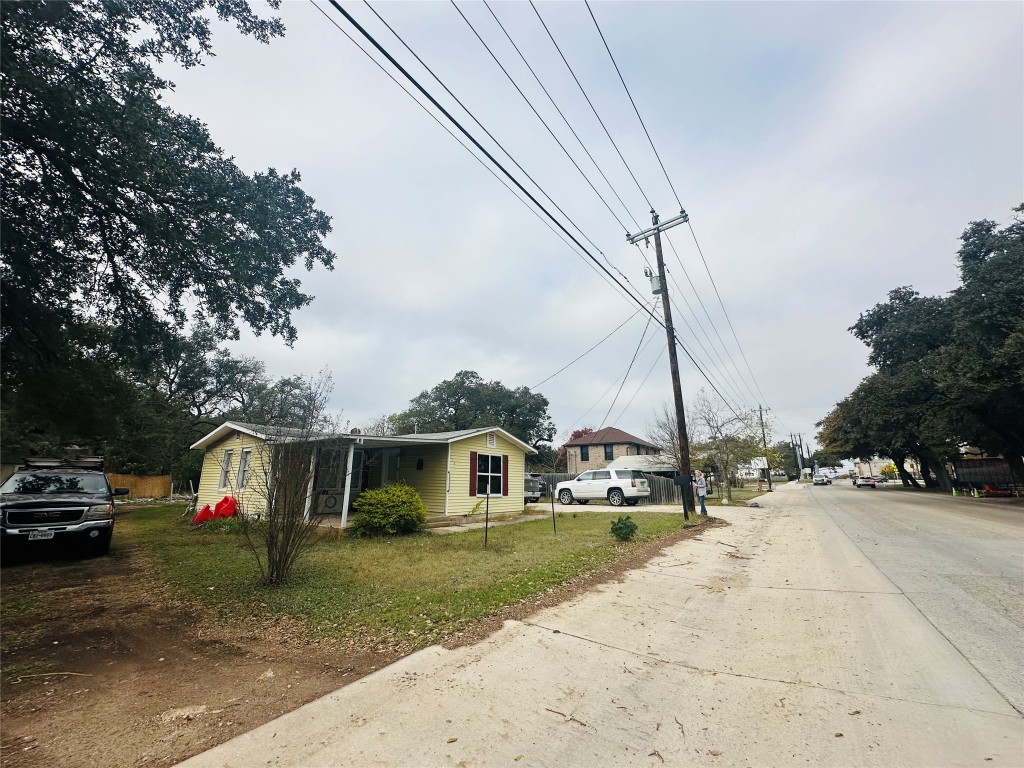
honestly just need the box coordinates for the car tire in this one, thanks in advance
[558,489,574,505]
[608,489,625,506]
[90,530,112,557]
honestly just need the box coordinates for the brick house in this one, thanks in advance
[564,427,662,474]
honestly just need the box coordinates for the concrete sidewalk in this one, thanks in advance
[178,483,1023,767]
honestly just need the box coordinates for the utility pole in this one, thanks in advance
[628,209,694,519]
[791,433,804,474]
[754,405,772,491]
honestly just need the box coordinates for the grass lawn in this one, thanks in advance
[122,503,693,648]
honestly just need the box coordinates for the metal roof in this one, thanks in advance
[191,422,536,454]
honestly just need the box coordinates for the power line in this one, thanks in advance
[597,299,658,431]
[563,320,662,435]
[307,1,638,311]
[528,0,654,210]
[450,0,633,238]
[321,0,744,418]
[362,1,607,260]
[663,232,761,406]
[585,0,683,210]
[610,345,665,426]
[481,0,642,233]
[687,221,772,405]
[585,1,772,410]
[334,0,662,327]
[530,305,644,390]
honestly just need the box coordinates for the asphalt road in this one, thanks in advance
[178,483,1024,767]
[806,480,1024,714]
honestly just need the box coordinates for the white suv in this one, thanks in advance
[556,469,650,507]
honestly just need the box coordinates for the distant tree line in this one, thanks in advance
[816,205,1024,489]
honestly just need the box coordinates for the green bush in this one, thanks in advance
[610,515,638,542]
[350,484,428,537]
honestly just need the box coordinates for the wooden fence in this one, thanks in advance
[106,473,172,499]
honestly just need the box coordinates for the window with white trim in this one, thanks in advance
[237,448,252,489]
[218,450,234,490]
[604,445,614,461]
[476,453,502,496]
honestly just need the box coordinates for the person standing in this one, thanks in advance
[694,469,708,516]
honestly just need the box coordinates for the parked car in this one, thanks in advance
[524,474,541,504]
[855,475,877,488]
[0,458,129,556]
[556,469,650,507]
[526,472,547,497]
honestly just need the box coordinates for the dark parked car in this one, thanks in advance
[0,458,129,556]
[524,474,541,504]
[526,472,547,497]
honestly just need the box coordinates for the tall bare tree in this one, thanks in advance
[690,390,760,502]
[235,370,342,585]
[647,404,683,472]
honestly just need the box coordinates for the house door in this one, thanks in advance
[382,449,400,485]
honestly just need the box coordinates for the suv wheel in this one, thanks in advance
[558,489,574,505]
[91,530,112,557]
[608,489,625,507]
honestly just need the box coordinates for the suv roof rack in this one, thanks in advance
[22,456,105,471]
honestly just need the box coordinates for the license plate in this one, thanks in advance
[28,530,55,541]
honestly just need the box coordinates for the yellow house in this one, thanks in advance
[190,422,536,526]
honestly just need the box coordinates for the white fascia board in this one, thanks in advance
[189,421,267,451]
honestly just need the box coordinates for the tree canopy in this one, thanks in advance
[819,205,1024,486]
[391,371,556,448]
[1,0,335,464]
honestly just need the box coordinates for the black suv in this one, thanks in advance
[0,458,128,556]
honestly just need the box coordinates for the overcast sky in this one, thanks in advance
[159,0,1023,450]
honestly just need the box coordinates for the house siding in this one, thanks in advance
[395,444,449,515]
[196,431,272,513]
[566,443,660,474]
[447,433,526,516]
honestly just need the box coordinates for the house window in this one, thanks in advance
[580,446,589,462]
[477,453,502,496]
[218,450,234,490]
[237,449,252,489]
[604,445,614,461]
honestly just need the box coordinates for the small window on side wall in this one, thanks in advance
[218,450,234,490]
[580,446,589,462]
[604,445,613,461]
[237,448,251,489]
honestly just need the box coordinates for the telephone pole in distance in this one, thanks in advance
[628,209,694,518]
[754,405,772,491]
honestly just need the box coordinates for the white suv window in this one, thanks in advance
[614,470,634,480]
[593,470,611,480]
[577,471,595,481]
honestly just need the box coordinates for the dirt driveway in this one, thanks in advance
[0,520,718,768]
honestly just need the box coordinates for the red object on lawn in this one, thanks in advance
[192,504,214,525]
[213,496,238,518]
